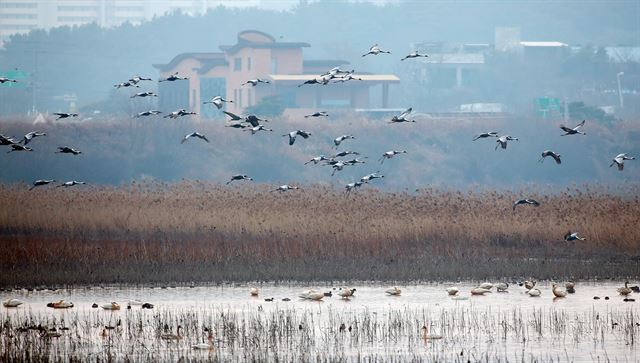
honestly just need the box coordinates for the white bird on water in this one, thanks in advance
[2,298,24,307]
[385,287,401,296]
[551,283,567,298]
[446,287,459,296]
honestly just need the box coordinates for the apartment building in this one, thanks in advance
[0,0,260,46]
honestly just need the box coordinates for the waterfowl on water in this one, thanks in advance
[496,283,509,292]
[565,281,576,293]
[3,298,24,307]
[470,287,491,295]
[161,325,182,341]
[479,282,493,290]
[527,288,541,297]
[250,287,259,296]
[385,287,402,296]
[192,342,214,350]
[446,287,459,296]
[338,287,356,299]
[420,325,443,340]
[101,302,121,310]
[618,281,632,296]
[47,300,73,309]
[524,280,536,290]
[552,283,567,298]
[128,299,143,306]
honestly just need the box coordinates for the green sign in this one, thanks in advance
[534,97,562,118]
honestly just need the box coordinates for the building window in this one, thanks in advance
[247,57,251,71]
[234,57,241,71]
[0,3,37,9]
[0,14,37,19]
[57,5,99,12]
[270,58,277,73]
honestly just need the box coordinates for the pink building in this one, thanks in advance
[153,30,399,117]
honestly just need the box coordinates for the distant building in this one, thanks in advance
[0,0,260,47]
[153,30,400,116]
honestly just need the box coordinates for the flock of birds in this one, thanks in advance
[1,43,637,238]
[4,279,637,345]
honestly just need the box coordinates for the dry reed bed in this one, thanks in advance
[0,182,639,286]
[0,305,638,362]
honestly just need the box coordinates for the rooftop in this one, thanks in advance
[520,41,568,48]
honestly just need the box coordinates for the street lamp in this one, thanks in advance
[616,72,624,109]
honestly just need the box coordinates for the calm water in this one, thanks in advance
[1,281,639,362]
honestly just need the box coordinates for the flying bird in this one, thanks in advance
[401,51,429,61]
[305,155,329,165]
[333,151,360,158]
[495,135,518,150]
[21,131,46,145]
[56,146,82,155]
[0,77,18,84]
[203,96,233,109]
[53,112,78,120]
[243,125,273,134]
[345,181,363,192]
[242,79,270,86]
[472,132,499,141]
[0,134,18,145]
[304,111,329,118]
[128,75,152,84]
[274,185,299,192]
[114,81,139,89]
[362,44,391,57]
[30,179,56,190]
[164,109,196,119]
[181,132,209,144]
[159,72,188,82]
[361,172,384,183]
[333,72,363,83]
[7,144,32,153]
[560,120,586,136]
[513,199,540,211]
[225,122,247,129]
[379,150,407,163]
[610,153,635,171]
[134,110,162,118]
[131,92,157,98]
[334,135,355,147]
[564,231,586,241]
[539,150,561,164]
[59,181,86,187]
[226,174,253,185]
[283,130,312,146]
[389,108,415,123]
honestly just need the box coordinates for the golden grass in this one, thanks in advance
[0,182,638,286]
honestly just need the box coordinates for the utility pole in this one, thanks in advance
[616,72,624,109]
